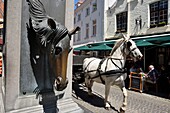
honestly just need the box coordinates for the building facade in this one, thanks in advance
[74,0,170,70]
[74,0,116,46]
[106,0,170,38]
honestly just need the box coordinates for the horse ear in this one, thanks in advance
[122,33,130,41]
[48,18,56,29]
[122,33,127,40]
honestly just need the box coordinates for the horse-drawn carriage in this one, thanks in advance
[73,55,89,83]
[72,34,143,113]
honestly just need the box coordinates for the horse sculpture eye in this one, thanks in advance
[55,47,62,55]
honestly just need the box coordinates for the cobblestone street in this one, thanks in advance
[72,82,170,113]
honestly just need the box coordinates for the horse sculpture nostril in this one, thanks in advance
[54,77,68,91]
[56,76,62,84]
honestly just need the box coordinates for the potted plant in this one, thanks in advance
[150,24,157,28]
[158,21,166,26]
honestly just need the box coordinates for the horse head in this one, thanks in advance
[27,0,80,92]
[110,33,143,62]
[122,34,143,62]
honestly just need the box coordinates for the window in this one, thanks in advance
[92,20,97,36]
[77,31,81,41]
[116,12,127,32]
[73,35,76,42]
[150,0,168,28]
[77,14,81,22]
[86,7,90,16]
[85,23,89,38]
[92,1,97,12]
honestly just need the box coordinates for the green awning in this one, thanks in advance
[74,45,91,51]
[144,36,170,44]
[160,42,170,46]
[74,34,170,51]
[136,40,156,46]
[74,44,112,51]
[134,35,170,46]
[88,44,112,51]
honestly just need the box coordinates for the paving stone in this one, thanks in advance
[72,82,170,113]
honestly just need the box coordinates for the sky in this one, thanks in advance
[74,0,79,8]
[74,0,79,9]
[74,0,79,4]
[74,0,117,8]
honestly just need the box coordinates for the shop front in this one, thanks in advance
[131,33,170,97]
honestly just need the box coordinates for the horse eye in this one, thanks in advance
[55,47,62,55]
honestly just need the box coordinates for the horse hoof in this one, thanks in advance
[120,108,125,113]
[105,107,110,110]
[105,102,110,110]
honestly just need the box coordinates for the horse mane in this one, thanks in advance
[27,0,47,21]
[109,38,125,55]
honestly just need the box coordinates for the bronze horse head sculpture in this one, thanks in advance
[26,0,79,112]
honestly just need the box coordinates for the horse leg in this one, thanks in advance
[85,77,94,96]
[105,82,111,109]
[119,83,127,113]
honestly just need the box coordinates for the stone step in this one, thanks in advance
[6,98,84,113]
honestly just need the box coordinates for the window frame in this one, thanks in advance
[150,0,168,28]
[85,23,89,38]
[116,12,128,33]
[77,30,81,41]
[92,1,97,12]
[86,7,90,17]
[92,19,97,36]
[77,14,81,22]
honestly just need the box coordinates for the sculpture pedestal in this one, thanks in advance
[6,98,83,113]
[3,0,83,113]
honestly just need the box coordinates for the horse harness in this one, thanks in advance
[84,57,127,84]
[83,40,138,84]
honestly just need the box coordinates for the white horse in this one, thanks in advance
[83,34,143,113]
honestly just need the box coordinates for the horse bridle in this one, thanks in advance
[122,40,138,57]
[127,47,138,57]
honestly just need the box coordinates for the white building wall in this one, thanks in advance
[75,0,170,44]
[74,0,106,46]
[106,0,170,39]
[106,0,128,39]
[130,0,170,35]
